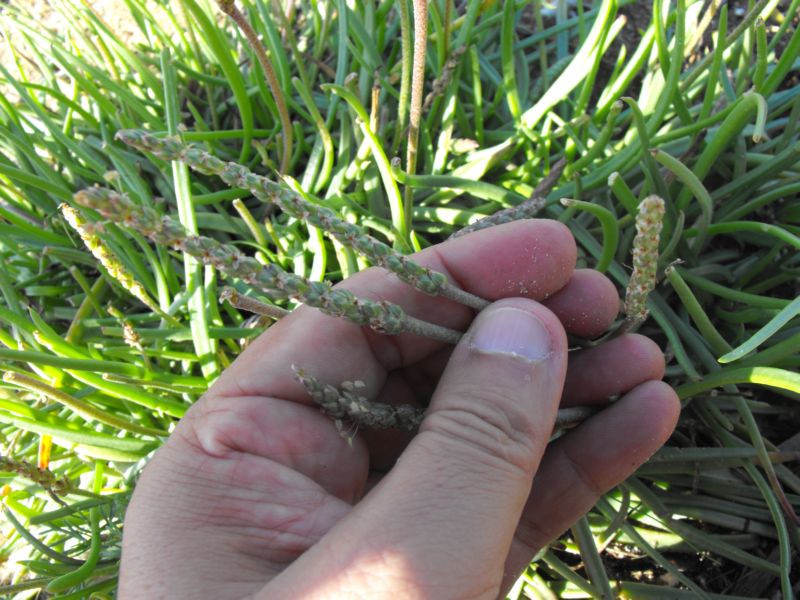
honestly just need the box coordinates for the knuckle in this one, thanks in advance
[176,394,249,458]
[562,444,605,498]
[423,388,546,476]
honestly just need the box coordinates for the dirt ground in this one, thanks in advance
[1,0,141,42]
[0,0,155,104]
[0,0,144,75]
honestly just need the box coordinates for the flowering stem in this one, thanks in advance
[404,0,428,236]
[217,0,292,173]
[116,130,487,310]
[74,187,464,345]
[60,204,179,326]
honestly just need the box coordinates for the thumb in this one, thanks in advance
[269,298,568,599]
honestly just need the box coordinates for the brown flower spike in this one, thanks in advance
[623,195,665,328]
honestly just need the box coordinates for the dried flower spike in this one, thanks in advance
[107,305,151,369]
[622,195,665,329]
[292,366,424,435]
[115,129,487,311]
[450,197,546,239]
[422,46,466,112]
[0,454,72,497]
[531,157,567,199]
[450,159,565,239]
[293,366,599,441]
[73,188,463,345]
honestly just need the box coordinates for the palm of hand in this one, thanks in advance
[119,221,679,599]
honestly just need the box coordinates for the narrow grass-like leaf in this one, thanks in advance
[324,83,408,247]
[501,0,521,121]
[0,406,154,455]
[571,515,613,599]
[677,268,791,310]
[719,296,800,364]
[560,199,618,273]
[677,366,800,398]
[180,0,253,161]
[162,50,218,380]
[521,0,617,130]
[3,372,166,437]
[665,266,732,356]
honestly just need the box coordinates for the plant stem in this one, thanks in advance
[218,0,293,173]
[393,0,412,153]
[404,0,428,237]
[220,287,289,320]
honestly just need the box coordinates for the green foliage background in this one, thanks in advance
[0,0,799,596]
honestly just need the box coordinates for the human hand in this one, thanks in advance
[118,219,680,599]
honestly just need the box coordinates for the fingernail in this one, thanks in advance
[470,307,552,362]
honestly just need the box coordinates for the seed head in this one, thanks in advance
[623,195,665,323]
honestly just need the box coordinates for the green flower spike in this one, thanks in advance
[115,130,487,311]
[73,188,463,345]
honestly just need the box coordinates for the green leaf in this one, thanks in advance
[719,296,800,364]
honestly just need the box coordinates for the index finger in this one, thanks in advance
[209,219,577,403]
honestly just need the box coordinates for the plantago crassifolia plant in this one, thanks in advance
[2,0,800,595]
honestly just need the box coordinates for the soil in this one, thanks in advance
[0,0,145,98]
[1,0,142,44]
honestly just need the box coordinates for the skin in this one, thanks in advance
[119,220,680,599]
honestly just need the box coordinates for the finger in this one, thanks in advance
[375,269,621,406]
[362,289,626,470]
[363,334,665,470]
[211,220,576,403]
[561,334,666,406]
[264,299,568,598]
[542,269,620,339]
[501,380,680,592]
[121,419,354,598]
[183,393,369,501]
